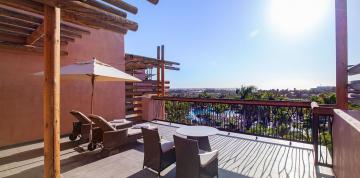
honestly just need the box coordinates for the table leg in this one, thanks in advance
[187,136,212,151]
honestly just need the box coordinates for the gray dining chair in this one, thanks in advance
[173,135,218,178]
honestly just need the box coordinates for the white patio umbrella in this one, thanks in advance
[35,58,141,113]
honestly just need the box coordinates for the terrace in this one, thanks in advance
[0,0,359,178]
[0,121,333,178]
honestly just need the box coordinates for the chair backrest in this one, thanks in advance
[141,128,161,170]
[70,110,92,124]
[88,114,116,132]
[173,135,200,178]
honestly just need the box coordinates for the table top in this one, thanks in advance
[176,126,219,137]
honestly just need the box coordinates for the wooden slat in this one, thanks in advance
[126,110,142,115]
[126,104,142,110]
[35,0,138,31]
[43,5,61,178]
[61,24,90,34]
[102,0,138,14]
[349,80,360,90]
[335,0,348,109]
[0,5,42,24]
[0,31,26,43]
[125,97,142,102]
[147,0,159,5]
[126,80,170,84]
[0,0,130,33]
[0,16,38,29]
[348,63,360,76]
[79,0,127,18]
[125,85,170,90]
[125,53,180,65]
[0,5,89,38]
[0,23,32,35]
[60,29,82,38]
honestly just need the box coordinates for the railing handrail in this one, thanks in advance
[311,102,334,115]
[152,96,312,107]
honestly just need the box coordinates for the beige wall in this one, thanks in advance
[333,109,360,178]
[0,29,125,147]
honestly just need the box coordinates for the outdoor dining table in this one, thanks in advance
[176,126,219,151]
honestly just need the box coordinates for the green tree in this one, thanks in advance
[235,85,257,99]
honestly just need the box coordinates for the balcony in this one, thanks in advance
[0,120,334,178]
[1,97,343,178]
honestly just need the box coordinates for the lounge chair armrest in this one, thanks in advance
[199,150,218,168]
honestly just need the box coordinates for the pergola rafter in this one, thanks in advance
[0,1,158,178]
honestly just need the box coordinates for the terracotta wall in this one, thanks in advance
[332,109,360,178]
[0,29,125,147]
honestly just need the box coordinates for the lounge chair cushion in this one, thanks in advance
[111,119,126,123]
[199,150,218,168]
[160,139,174,153]
[132,123,151,129]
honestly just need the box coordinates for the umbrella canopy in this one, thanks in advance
[35,58,141,113]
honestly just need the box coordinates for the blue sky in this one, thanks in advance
[125,0,360,89]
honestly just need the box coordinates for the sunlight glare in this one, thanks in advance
[269,0,331,36]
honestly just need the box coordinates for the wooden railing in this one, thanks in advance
[152,96,334,166]
[153,96,313,143]
[311,102,334,167]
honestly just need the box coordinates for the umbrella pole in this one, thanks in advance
[91,75,95,114]
[89,75,95,145]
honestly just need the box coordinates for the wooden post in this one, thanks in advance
[335,0,348,109]
[157,46,161,96]
[43,5,61,178]
[161,45,165,96]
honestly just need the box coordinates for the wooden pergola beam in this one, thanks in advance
[61,1,138,31]
[335,0,348,109]
[26,23,44,45]
[0,31,26,43]
[0,0,135,33]
[0,16,38,29]
[43,4,61,178]
[125,53,180,65]
[147,0,159,5]
[157,46,161,96]
[0,23,32,35]
[161,45,165,96]
[79,0,127,18]
[0,42,68,55]
[102,0,138,14]
[33,0,138,31]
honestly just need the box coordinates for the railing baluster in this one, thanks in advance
[159,96,333,167]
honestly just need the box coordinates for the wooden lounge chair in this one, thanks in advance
[142,128,176,176]
[69,110,97,142]
[173,135,219,178]
[88,114,143,152]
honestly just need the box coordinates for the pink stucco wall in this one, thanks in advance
[0,29,125,147]
[333,109,360,178]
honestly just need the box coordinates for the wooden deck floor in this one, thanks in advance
[0,121,334,178]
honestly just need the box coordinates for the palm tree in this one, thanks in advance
[235,85,257,99]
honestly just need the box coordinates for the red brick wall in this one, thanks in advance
[0,29,125,147]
